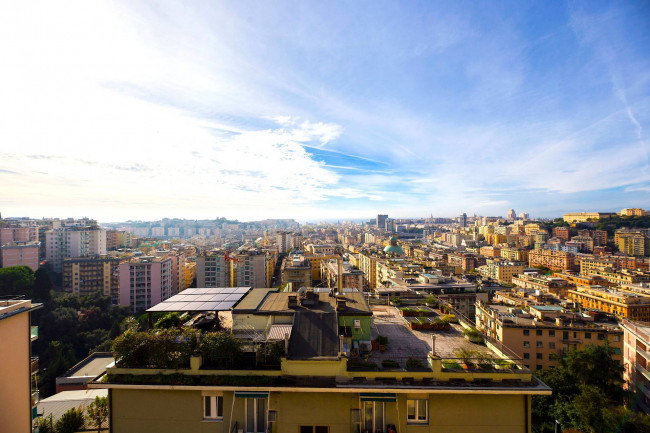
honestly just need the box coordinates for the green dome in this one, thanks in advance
[383,244,404,255]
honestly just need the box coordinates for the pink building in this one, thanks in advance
[0,227,38,245]
[1,242,40,271]
[118,257,173,313]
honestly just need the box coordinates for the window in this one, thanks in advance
[203,395,223,420]
[549,342,555,349]
[536,330,543,336]
[523,330,530,336]
[407,399,428,423]
[536,353,543,359]
[585,332,591,339]
[524,353,530,359]
[536,341,543,348]
[523,341,530,348]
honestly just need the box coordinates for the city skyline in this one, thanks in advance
[1,1,649,221]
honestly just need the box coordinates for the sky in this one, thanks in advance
[1,1,649,222]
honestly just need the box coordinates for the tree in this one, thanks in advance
[0,265,35,297]
[54,407,85,433]
[33,267,53,301]
[86,396,109,432]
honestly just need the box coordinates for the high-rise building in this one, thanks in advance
[45,226,107,273]
[118,257,174,312]
[376,214,388,229]
[276,231,291,253]
[230,251,268,288]
[459,213,467,227]
[196,250,231,288]
[507,209,516,219]
[63,256,121,300]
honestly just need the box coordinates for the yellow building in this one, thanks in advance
[358,252,379,289]
[615,231,649,257]
[500,247,529,262]
[478,260,524,284]
[563,212,616,223]
[621,208,647,216]
[568,285,650,321]
[305,253,340,282]
[281,254,312,291]
[0,298,41,432]
[476,301,622,371]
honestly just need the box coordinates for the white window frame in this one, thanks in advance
[407,399,428,423]
[202,393,223,421]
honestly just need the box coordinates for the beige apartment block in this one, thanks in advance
[0,298,42,432]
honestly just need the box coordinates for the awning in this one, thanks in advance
[234,391,269,399]
[359,393,396,402]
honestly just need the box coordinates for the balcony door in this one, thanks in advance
[362,401,384,432]
[246,398,266,433]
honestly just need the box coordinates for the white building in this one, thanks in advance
[45,227,106,273]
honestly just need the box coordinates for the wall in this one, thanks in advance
[0,312,31,433]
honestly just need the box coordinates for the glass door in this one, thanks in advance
[246,398,267,433]
[362,401,384,433]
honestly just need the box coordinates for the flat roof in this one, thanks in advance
[256,291,372,316]
[233,288,278,312]
[148,287,252,312]
[37,389,108,425]
[57,352,115,384]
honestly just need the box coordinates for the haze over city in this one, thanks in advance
[1,1,649,221]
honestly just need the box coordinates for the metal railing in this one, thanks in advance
[30,326,38,340]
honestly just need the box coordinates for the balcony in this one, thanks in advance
[31,390,40,406]
[638,347,650,363]
[30,356,38,375]
[637,363,650,383]
[30,326,38,341]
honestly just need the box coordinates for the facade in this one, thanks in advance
[0,298,42,432]
[563,212,616,223]
[567,285,650,321]
[553,227,570,242]
[511,273,570,298]
[276,231,291,254]
[230,251,268,288]
[1,242,40,271]
[476,301,622,371]
[376,214,388,229]
[118,257,174,312]
[62,256,121,300]
[197,250,231,288]
[358,252,379,289]
[528,249,575,271]
[45,226,107,273]
[621,208,647,217]
[478,259,524,284]
[281,254,312,291]
[615,231,649,257]
[621,319,650,413]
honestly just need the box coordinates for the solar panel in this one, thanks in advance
[146,287,252,312]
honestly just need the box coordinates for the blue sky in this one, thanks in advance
[1,1,649,222]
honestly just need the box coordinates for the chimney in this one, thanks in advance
[288,294,298,308]
[431,335,436,356]
[284,333,289,354]
[336,297,347,311]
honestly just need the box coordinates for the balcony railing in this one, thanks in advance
[637,363,650,383]
[30,357,38,375]
[30,326,38,341]
[638,347,650,363]
[31,390,40,406]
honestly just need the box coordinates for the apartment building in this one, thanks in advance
[321,260,365,290]
[500,247,529,263]
[477,259,524,284]
[230,251,268,288]
[553,227,570,241]
[528,249,576,271]
[0,225,39,245]
[568,285,650,321]
[118,257,174,312]
[1,242,40,271]
[197,250,231,288]
[512,273,570,298]
[621,319,650,413]
[621,208,647,217]
[358,252,379,289]
[45,226,107,273]
[305,253,340,282]
[276,231,291,253]
[615,230,649,257]
[63,256,121,300]
[281,254,312,291]
[476,301,622,371]
[91,289,550,433]
[0,298,42,432]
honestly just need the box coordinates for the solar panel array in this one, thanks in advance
[147,287,252,312]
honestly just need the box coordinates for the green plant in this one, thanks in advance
[382,359,400,369]
[86,396,109,433]
[376,335,389,346]
[154,312,185,329]
[200,331,243,368]
[442,360,463,370]
[424,295,438,306]
[390,296,403,305]
[440,314,459,324]
[55,407,85,433]
[406,357,426,369]
[454,348,480,368]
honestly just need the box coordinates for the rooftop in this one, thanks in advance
[256,291,372,316]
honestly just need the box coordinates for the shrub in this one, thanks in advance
[406,357,425,369]
[462,327,483,339]
[154,312,185,329]
[112,328,198,368]
[200,331,243,368]
[376,335,389,346]
[55,407,85,433]
[382,359,400,369]
[440,314,458,324]
[442,360,462,370]
[424,295,438,307]
[390,296,403,305]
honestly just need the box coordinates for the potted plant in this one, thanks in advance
[462,327,484,344]
[381,359,400,369]
[454,348,479,369]
[406,357,426,370]
[424,295,438,308]
[442,359,463,370]
[377,335,388,352]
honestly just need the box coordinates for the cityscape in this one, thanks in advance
[3,209,650,432]
[2,1,650,432]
